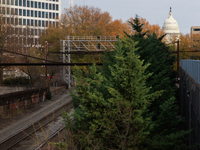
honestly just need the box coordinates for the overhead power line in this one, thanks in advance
[0,63,103,66]
[0,49,57,63]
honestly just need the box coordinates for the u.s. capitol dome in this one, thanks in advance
[162,8,181,42]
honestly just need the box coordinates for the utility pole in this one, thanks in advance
[45,41,48,89]
[177,40,179,81]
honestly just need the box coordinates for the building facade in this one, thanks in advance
[0,0,61,46]
[190,26,200,41]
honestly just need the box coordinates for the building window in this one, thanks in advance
[49,4,51,10]
[23,0,26,6]
[53,13,55,19]
[46,21,48,27]
[53,4,55,10]
[27,10,30,16]
[31,19,33,26]
[15,8,18,15]
[19,0,22,6]
[2,8,5,14]
[38,2,41,8]
[31,1,33,7]
[193,29,200,31]
[56,0,58,2]
[27,0,30,7]
[56,13,58,19]
[56,4,58,11]
[49,12,52,19]
[42,2,44,9]
[19,19,22,25]
[7,8,10,15]
[19,9,22,16]
[38,11,41,17]
[15,18,18,25]
[23,19,26,25]
[35,11,37,17]
[11,8,14,15]
[46,3,48,9]
[42,12,44,18]
[45,12,48,18]
[27,19,30,25]
[35,29,37,35]
[35,20,37,26]
[15,0,18,6]
[42,20,44,27]
[31,10,33,17]
[11,18,14,25]
[23,9,26,16]
[2,0,5,4]
[35,1,37,8]
[38,20,41,26]
[6,18,10,24]
[11,0,14,5]
[7,0,10,4]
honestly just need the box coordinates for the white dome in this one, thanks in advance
[162,9,180,34]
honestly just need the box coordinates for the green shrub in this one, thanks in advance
[3,77,30,85]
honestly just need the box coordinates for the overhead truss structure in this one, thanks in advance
[60,36,118,88]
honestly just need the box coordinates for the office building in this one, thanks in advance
[0,0,61,46]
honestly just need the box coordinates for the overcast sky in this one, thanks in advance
[61,0,200,34]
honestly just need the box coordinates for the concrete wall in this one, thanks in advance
[0,86,24,95]
[0,85,67,118]
[50,85,66,96]
[0,91,46,117]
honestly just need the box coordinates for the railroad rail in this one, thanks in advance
[0,98,73,150]
[35,106,78,150]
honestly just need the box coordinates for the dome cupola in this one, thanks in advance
[162,7,180,34]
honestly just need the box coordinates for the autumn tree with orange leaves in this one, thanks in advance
[40,5,129,72]
[40,5,128,49]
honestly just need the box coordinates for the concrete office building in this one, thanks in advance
[0,0,61,46]
[191,26,200,41]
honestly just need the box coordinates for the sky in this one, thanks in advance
[61,0,200,34]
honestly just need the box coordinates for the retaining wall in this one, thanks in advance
[50,85,66,96]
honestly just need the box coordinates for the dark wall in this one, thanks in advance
[180,67,200,150]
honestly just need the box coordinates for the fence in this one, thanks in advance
[180,59,200,84]
[179,63,200,150]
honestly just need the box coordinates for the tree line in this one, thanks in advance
[55,16,194,149]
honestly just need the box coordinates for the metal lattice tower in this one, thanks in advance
[60,36,118,88]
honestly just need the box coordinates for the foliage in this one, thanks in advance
[18,47,45,87]
[40,5,129,72]
[3,77,30,85]
[60,38,162,149]
[46,89,52,100]
[127,16,165,39]
[125,16,191,149]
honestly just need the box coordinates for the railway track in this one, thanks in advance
[35,110,74,150]
[0,100,73,150]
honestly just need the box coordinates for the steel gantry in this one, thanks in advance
[60,36,118,88]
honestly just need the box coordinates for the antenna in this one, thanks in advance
[69,0,73,8]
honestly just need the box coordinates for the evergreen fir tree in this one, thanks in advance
[125,16,191,149]
[68,38,160,149]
